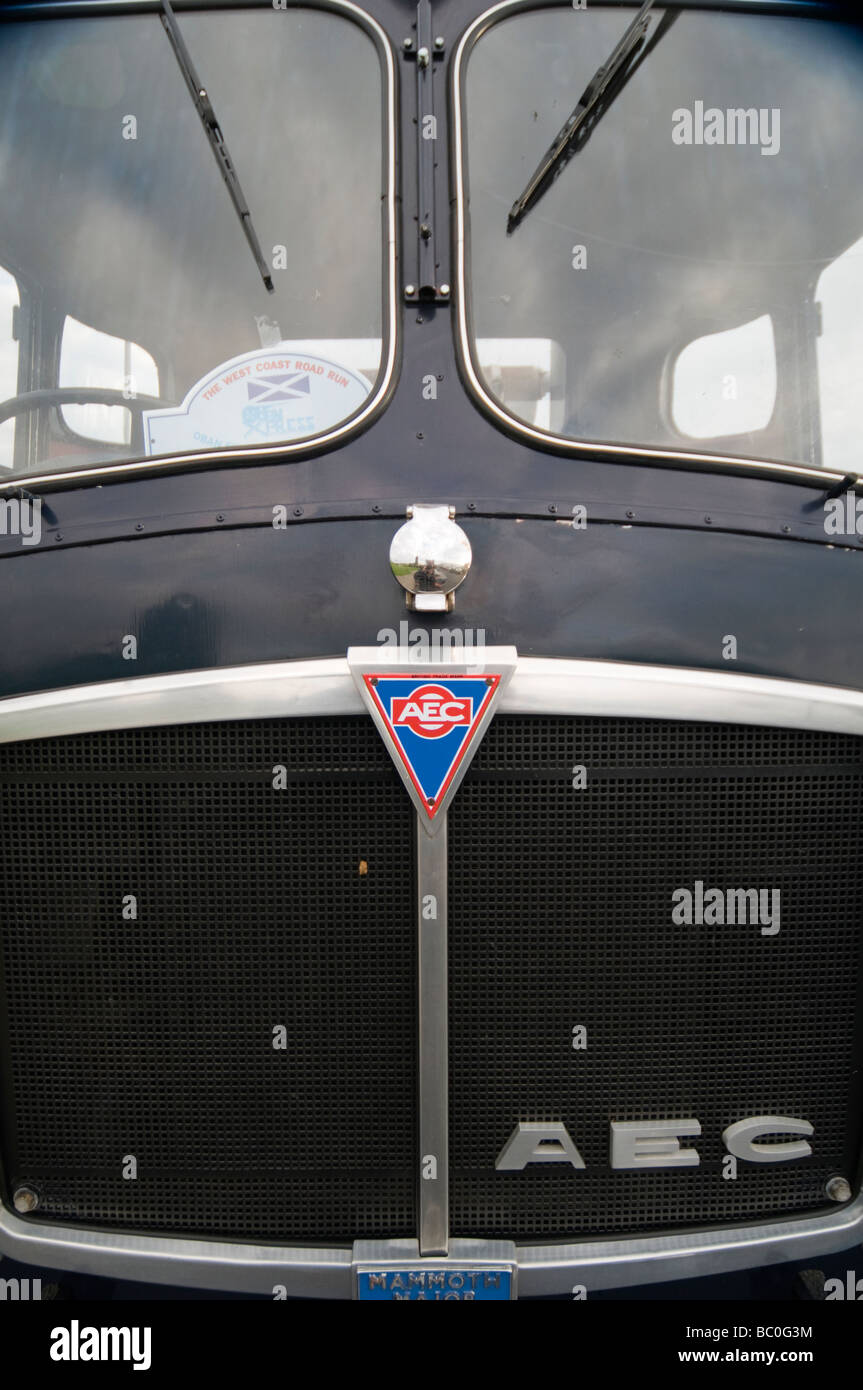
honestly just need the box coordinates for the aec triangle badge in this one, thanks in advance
[347,647,517,831]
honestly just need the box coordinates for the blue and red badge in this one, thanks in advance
[364,674,498,820]
[348,650,517,828]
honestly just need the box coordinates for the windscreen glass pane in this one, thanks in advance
[0,8,386,478]
[462,7,863,470]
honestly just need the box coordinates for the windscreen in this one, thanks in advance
[0,6,387,479]
[461,6,863,472]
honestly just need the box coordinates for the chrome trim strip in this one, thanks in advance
[0,0,398,493]
[515,1192,863,1296]
[0,659,360,744]
[417,816,449,1255]
[0,1206,353,1297]
[504,657,863,735]
[3,657,863,742]
[450,0,852,489]
[1,1194,860,1296]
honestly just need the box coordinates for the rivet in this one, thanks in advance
[626,510,635,520]
[434,35,445,49]
[403,37,414,50]
[13,1185,39,1213]
[293,506,303,517]
[438,283,451,297]
[54,532,63,542]
[781,524,791,533]
[135,523,144,531]
[216,514,225,523]
[825,1175,852,1203]
[467,502,476,511]
[416,432,424,440]
[404,284,416,297]
[704,515,713,524]
[548,503,557,514]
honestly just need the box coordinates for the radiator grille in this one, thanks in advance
[448,716,863,1239]
[0,717,416,1242]
[1,712,861,1247]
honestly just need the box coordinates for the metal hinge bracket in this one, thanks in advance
[402,2,450,304]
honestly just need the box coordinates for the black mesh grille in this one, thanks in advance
[2,711,862,1248]
[448,716,863,1239]
[0,717,416,1242]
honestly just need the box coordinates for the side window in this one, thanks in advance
[816,234,863,476]
[0,266,20,469]
[59,317,159,445]
[475,338,566,431]
[670,316,777,441]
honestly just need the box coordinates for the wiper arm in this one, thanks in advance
[508,0,656,232]
[160,0,274,293]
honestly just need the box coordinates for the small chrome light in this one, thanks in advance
[390,503,472,612]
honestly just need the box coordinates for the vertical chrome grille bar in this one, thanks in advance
[417,812,449,1255]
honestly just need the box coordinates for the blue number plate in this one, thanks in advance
[357,1267,513,1301]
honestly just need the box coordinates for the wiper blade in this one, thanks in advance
[160,0,274,293]
[508,0,656,232]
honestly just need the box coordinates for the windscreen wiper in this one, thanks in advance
[508,0,656,232]
[160,0,274,293]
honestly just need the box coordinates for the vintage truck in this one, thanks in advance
[0,0,861,1300]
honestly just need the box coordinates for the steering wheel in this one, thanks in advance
[0,388,172,455]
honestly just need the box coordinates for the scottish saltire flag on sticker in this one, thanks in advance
[246,372,311,403]
[347,648,517,830]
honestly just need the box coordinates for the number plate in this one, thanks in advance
[356,1266,514,1300]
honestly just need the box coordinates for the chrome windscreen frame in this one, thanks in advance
[1,654,862,1296]
[450,0,858,491]
[0,0,398,493]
